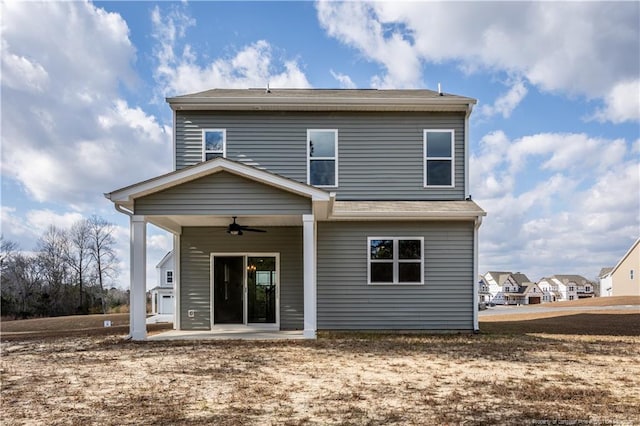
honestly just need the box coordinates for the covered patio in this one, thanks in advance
[106,158,332,341]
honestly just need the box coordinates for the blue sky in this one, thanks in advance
[1,1,639,288]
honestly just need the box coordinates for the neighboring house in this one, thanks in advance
[598,267,613,297]
[599,238,640,297]
[150,251,175,317]
[538,275,595,301]
[106,88,486,340]
[480,271,542,305]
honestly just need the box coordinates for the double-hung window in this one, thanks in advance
[424,130,454,187]
[202,129,226,161]
[307,129,338,187]
[368,237,424,285]
[166,270,173,285]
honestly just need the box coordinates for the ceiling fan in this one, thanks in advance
[227,217,266,236]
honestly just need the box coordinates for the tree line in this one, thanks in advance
[1,215,126,319]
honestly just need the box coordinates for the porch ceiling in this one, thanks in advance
[147,214,303,233]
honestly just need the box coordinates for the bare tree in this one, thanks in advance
[1,236,18,274]
[37,225,71,316]
[88,215,119,313]
[66,219,93,313]
[5,253,42,317]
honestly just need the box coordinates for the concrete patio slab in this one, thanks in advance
[147,328,306,341]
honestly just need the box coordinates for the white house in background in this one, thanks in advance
[538,275,595,301]
[599,238,640,297]
[150,251,175,316]
[480,272,541,305]
[599,268,614,297]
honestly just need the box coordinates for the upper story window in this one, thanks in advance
[631,270,635,280]
[166,270,173,284]
[307,129,338,187]
[203,129,226,161]
[368,237,424,285]
[424,130,454,187]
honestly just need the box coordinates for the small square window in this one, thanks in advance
[203,129,226,161]
[368,237,424,285]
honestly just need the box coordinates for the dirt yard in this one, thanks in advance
[2,301,640,425]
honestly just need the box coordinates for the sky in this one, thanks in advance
[1,1,639,289]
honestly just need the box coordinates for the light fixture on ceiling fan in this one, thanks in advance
[227,216,267,236]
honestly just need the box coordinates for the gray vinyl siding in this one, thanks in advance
[175,111,466,200]
[134,171,311,216]
[180,226,303,330]
[316,221,474,330]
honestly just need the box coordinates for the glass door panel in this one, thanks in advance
[247,256,276,324]
[213,256,244,324]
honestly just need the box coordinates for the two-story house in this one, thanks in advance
[480,271,542,305]
[538,275,595,301]
[106,89,486,340]
[599,238,639,297]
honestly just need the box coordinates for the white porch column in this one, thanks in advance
[302,214,317,339]
[130,215,147,341]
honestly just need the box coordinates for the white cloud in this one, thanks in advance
[1,2,172,209]
[471,131,639,280]
[152,6,311,95]
[317,1,421,88]
[330,70,357,89]
[590,79,640,124]
[479,79,528,118]
[316,1,639,121]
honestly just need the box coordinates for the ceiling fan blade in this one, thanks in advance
[241,227,267,233]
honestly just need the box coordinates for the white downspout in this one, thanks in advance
[473,216,483,332]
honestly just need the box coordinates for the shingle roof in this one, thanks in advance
[166,88,477,112]
[551,275,592,284]
[485,271,514,285]
[599,267,614,278]
[171,88,474,101]
[331,200,485,219]
[510,273,532,285]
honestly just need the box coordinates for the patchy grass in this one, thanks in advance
[0,313,172,341]
[2,305,640,425]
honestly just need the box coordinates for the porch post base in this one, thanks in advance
[303,329,317,339]
[130,329,147,341]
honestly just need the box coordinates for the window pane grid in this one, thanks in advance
[368,237,423,285]
[424,130,454,187]
[308,129,338,187]
[202,129,226,161]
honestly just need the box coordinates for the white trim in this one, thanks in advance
[367,237,425,285]
[107,157,330,207]
[307,129,338,188]
[423,129,455,188]
[210,253,280,330]
[172,109,176,171]
[166,270,174,285]
[464,106,472,197]
[174,233,180,330]
[202,128,227,161]
[303,214,317,339]
[130,215,147,340]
